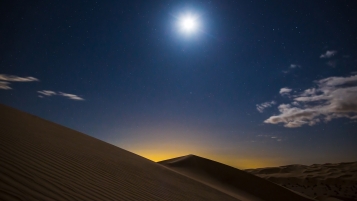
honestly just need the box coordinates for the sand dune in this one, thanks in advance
[159,155,314,201]
[246,162,357,201]
[0,104,239,201]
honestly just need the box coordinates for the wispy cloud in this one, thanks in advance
[256,101,276,113]
[326,60,337,68]
[0,81,11,90]
[0,75,38,82]
[0,74,39,90]
[264,74,357,128]
[0,74,85,101]
[257,134,284,142]
[320,50,337,58]
[290,64,301,69]
[38,90,84,101]
[38,90,57,96]
[279,87,292,96]
[283,64,301,74]
[59,92,84,100]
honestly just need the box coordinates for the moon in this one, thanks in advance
[178,15,199,34]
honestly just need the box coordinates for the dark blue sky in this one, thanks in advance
[1,0,356,168]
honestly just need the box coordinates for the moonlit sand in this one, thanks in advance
[246,163,357,201]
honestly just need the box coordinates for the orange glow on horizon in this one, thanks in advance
[129,148,283,169]
[110,126,288,169]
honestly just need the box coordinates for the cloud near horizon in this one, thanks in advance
[256,101,276,113]
[0,74,39,90]
[264,74,357,128]
[320,50,337,59]
[38,90,84,101]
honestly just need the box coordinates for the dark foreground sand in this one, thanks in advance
[0,104,313,201]
[0,104,239,201]
[246,162,357,201]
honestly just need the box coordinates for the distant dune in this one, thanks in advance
[246,162,357,201]
[0,104,238,200]
[159,155,314,201]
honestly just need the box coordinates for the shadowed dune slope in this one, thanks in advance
[0,104,238,201]
[159,155,315,201]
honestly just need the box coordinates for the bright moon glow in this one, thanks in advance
[178,15,199,34]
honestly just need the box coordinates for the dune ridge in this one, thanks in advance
[0,104,239,201]
[159,154,314,201]
[246,162,357,201]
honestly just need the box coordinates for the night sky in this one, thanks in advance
[1,0,356,168]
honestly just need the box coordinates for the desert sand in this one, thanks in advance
[246,162,357,201]
[159,155,314,201]
[0,104,238,200]
[0,103,314,200]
